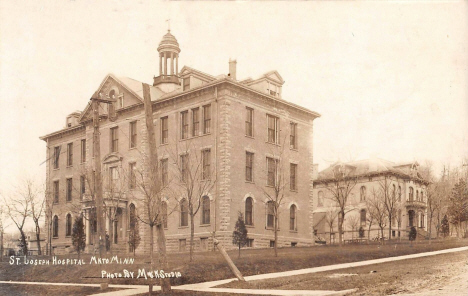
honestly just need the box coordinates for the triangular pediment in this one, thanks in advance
[79,74,144,123]
[263,70,284,85]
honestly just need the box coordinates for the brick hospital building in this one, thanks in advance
[40,30,320,254]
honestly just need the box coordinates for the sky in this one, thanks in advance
[0,1,467,232]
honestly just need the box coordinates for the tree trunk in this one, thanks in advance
[238,245,241,258]
[338,212,344,246]
[428,214,433,244]
[380,227,385,245]
[388,216,392,241]
[274,215,278,257]
[190,212,195,261]
[156,223,171,292]
[35,222,42,255]
[19,229,28,256]
[149,225,154,266]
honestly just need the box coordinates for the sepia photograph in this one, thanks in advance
[0,1,467,295]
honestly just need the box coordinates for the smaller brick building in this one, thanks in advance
[313,158,429,244]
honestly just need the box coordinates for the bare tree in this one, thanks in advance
[27,180,44,255]
[366,207,375,243]
[346,214,359,240]
[367,188,388,243]
[256,138,290,256]
[378,176,401,241]
[324,207,339,244]
[2,185,32,256]
[169,140,216,261]
[322,164,357,245]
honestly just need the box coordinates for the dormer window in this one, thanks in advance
[267,82,279,97]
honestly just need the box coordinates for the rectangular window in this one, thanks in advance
[183,77,190,91]
[180,154,188,183]
[203,104,211,134]
[67,143,73,166]
[118,95,124,108]
[267,115,279,144]
[246,152,254,182]
[290,163,297,191]
[129,121,137,148]
[202,149,211,180]
[129,163,136,189]
[80,175,85,199]
[53,146,61,169]
[192,108,199,137]
[269,240,276,248]
[181,111,189,139]
[161,116,168,144]
[53,181,59,203]
[161,158,168,186]
[66,178,72,202]
[290,122,297,149]
[110,167,119,191]
[246,239,254,247]
[179,239,186,252]
[110,127,119,153]
[245,107,253,137]
[267,157,277,187]
[200,237,208,251]
[267,202,275,228]
[80,139,86,163]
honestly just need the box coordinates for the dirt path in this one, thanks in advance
[389,255,468,296]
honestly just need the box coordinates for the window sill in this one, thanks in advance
[245,180,255,184]
[199,224,211,227]
[266,227,279,231]
[52,237,59,239]
[178,226,189,229]
[53,168,60,171]
[129,147,137,150]
[160,142,168,146]
[65,235,71,238]
[245,225,255,228]
[290,147,298,151]
[66,165,73,168]
[289,230,298,233]
[245,135,254,139]
[265,141,281,146]
[290,189,298,192]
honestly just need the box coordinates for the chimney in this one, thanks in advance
[229,59,237,80]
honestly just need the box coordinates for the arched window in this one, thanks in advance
[360,186,366,202]
[420,191,424,202]
[360,209,366,226]
[420,212,425,228]
[245,197,253,226]
[201,196,210,225]
[409,187,414,201]
[108,90,116,118]
[161,202,168,228]
[180,199,188,227]
[65,214,72,237]
[416,190,419,201]
[397,209,402,228]
[408,210,415,227]
[317,191,324,207]
[53,215,59,238]
[266,201,274,228]
[392,184,396,201]
[398,186,402,202]
[290,204,297,231]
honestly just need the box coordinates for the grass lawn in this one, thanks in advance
[0,238,466,287]
[220,251,468,295]
[0,284,124,296]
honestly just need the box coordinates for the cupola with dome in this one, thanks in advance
[153,29,181,89]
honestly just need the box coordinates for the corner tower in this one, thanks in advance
[153,29,181,89]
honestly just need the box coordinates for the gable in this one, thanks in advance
[79,74,144,123]
[264,70,284,85]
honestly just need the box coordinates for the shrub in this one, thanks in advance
[409,226,417,241]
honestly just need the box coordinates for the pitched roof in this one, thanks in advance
[316,158,427,183]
